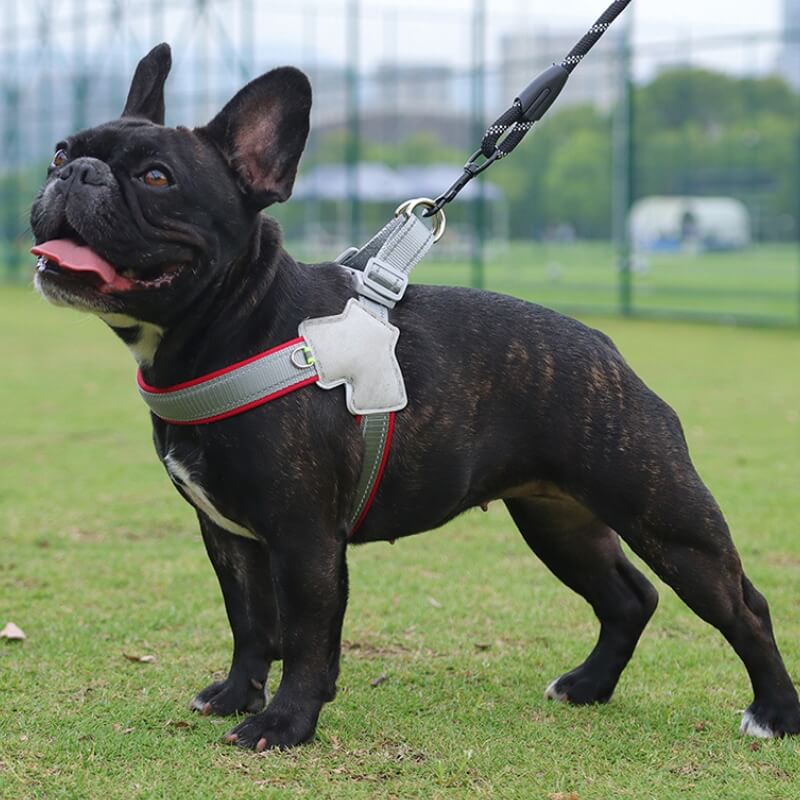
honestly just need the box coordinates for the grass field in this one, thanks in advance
[2,283,800,799]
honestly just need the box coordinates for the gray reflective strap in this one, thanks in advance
[349,411,393,533]
[368,212,434,280]
[337,216,404,271]
[338,213,434,311]
[137,339,317,424]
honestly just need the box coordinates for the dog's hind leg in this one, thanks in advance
[505,496,658,705]
[190,515,281,717]
[605,471,800,738]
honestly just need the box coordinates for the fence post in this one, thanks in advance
[2,84,22,279]
[613,11,634,317]
[470,0,486,290]
[2,0,22,280]
[797,131,800,325]
[346,0,361,245]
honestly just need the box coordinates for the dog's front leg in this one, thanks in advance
[223,522,348,751]
[191,515,281,716]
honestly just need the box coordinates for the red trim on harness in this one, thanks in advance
[351,411,395,535]
[136,336,307,394]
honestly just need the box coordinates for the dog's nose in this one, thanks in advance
[58,158,107,188]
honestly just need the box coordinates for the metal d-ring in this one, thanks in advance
[394,197,447,243]
[290,345,316,369]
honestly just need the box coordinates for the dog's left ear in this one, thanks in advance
[122,43,172,124]
[199,67,312,208]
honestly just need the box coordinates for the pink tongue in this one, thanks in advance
[31,239,133,291]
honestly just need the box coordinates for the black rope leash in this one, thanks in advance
[425,0,633,216]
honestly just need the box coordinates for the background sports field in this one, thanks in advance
[2,285,799,800]
[3,0,800,797]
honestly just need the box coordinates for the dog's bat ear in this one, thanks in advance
[122,43,172,124]
[199,67,312,208]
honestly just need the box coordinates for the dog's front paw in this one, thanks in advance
[741,701,800,738]
[223,706,319,751]
[190,675,267,717]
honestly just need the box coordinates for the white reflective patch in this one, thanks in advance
[164,451,256,540]
[740,709,777,739]
[299,298,406,415]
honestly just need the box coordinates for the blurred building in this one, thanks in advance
[306,66,349,128]
[499,29,624,112]
[369,64,459,115]
[779,0,800,89]
[311,62,473,149]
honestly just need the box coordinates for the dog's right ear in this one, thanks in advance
[199,67,312,209]
[122,43,172,125]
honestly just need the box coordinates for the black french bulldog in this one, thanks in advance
[31,43,800,750]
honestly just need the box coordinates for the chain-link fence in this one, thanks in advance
[2,0,799,325]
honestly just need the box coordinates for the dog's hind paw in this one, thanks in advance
[740,710,776,738]
[740,703,800,739]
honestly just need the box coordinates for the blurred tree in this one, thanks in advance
[538,128,612,238]
[636,68,744,131]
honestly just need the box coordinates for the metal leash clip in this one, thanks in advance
[395,197,447,242]
[425,150,502,217]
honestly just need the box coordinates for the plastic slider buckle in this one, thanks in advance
[360,256,409,307]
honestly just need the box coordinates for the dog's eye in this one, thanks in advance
[51,148,68,168]
[140,168,171,188]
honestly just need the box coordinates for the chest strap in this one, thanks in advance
[137,337,318,425]
[136,338,393,536]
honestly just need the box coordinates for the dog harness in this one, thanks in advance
[137,202,443,537]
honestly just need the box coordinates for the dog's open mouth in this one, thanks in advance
[31,239,183,293]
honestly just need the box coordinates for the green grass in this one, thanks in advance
[2,284,799,799]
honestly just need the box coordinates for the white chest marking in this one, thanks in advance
[99,313,165,367]
[163,452,257,540]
